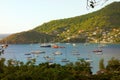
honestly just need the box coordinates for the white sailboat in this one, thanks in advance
[53,51,62,55]
[61,44,69,63]
[71,43,80,56]
[31,50,45,54]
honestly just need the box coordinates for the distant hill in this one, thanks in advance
[0,34,10,40]
[0,31,55,44]
[0,2,120,44]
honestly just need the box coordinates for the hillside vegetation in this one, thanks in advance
[0,31,54,44]
[0,2,120,44]
[0,58,120,80]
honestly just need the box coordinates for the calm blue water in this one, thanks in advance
[1,43,120,74]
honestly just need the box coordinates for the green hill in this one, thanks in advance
[0,2,120,44]
[0,31,55,44]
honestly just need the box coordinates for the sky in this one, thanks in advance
[0,0,119,34]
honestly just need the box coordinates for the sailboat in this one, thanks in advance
[52,43,63,55]
[61,44,69,63]
[40,38,52,47]
[53,51,62,55]
[44,55,54,61]
[61,58,69,62]
[24,53,31,55]
[44,54,55,65]
[72,50,80,56]
[71,43,80,56]
[93,44,103,55]
[92,38,103,55]
[29,43,45,54]
[31,50,45,54]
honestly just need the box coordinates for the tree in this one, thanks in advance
[99,58,105,70]
[106,57,120,72]
[0,58,5,73]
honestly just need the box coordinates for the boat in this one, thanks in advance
[93,50,102,53]
[93,49,103,55]
[44,55,54,61]
[77,57,93,63]
[93,50,103,55]
[84,58,93,63]
[40,43,51,47]
[43,55,49,59]
[72,50,80,55]
[61,58,69,62]
[31,50,45,54]
[72,44,80,56]
[48,62,54,65]
[77,57,81,60]
[0,44,8,48]
[72,43,76,46]
[24,53,31,55]
[0,45,5,55]
[61,44,70,63]
[53,51,62,55]
[0,49,4,55]
[52,44,65,48]
[0,44,8,55]
[93,43,103,55]
[27,57,36,61]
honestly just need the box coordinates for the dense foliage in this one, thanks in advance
[0,57,120,80]
[0,2,120,44]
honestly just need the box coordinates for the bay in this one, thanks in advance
[1,43,120,74]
